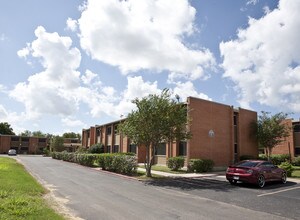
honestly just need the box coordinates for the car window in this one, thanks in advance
[236,161,259,167]
[260,162,275,168]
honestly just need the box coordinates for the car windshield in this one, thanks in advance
[235,161,259,167]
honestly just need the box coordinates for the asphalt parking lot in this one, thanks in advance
[146,176,300,219]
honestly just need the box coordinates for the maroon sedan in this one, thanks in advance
[226,160,287,188]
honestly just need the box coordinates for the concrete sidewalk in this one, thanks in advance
[137,167,226,178]
[137,167,300,184]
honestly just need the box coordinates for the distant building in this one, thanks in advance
[272,119,300,159]
[82,97,258,168]
[63,138,81,152]
[0,135,82,154]
[0,135,48,154]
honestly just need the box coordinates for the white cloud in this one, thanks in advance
[77,0,215,79]
[220,0,300,113]
[81,69,98,85]
[11,26,82,119]
[17,43,31,58]
[62,117,86,128]
[66,17,78,32]
[246,0,259,6]
[171,81,212,102]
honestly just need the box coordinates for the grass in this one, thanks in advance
[138,164,187,174]
[0,157,65,220]
[292,166,300,178]
[135,170,166,180]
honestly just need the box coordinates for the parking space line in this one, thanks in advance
[257,186,300,197]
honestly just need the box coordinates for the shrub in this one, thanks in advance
[258,154,290,165]
[271,154,290,165]
[76,154,98,167]
[292,156,300,166]
[258,154,268,161]
[167,157,185,171]
[240,155,257,161]
[97,153,137,175]
[279,162,294,177]
[187,159,214,173]
[88,143,104,154]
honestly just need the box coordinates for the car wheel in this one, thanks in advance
[281,172,287,184]
[258,175,265,188]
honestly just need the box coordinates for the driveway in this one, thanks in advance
[15,155,299,220]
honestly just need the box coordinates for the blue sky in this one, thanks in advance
[1,0,299,135]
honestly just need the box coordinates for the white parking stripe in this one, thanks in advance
[257,186,300,197]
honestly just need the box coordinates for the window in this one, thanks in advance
[87,131,90,138]
[294,124,300,132]
[179,141,187,156]
[106,145,111,153]
[114,125,118,134]
[107,127,112,135]
[113,145,119,153]
[11,136,19,141]
[96,128,101,136]
[71,139,79,143]
[39,138,46,143]
[129,144,137,154]
[295,147,300,156]
[155,143,166,155]
[21,137,29,142]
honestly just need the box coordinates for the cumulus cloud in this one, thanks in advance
[220,0,300,112]
[77,0,215,80]
[62,117,86,128]
[171,81,212,102]
[66,17,78,32]
[11,26,82,119]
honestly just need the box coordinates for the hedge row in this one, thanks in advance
[51,151,137,175]
[187,159,214,173]
[97,153,137,174]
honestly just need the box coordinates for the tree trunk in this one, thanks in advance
[145,145,152,177]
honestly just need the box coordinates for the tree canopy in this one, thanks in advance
[257,111,291,160]
[50,135,65,152]
[119,89,191,177]
[0,122,15,135]
[63,132,81,141]
[20,130,47,137]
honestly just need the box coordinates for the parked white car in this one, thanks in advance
[8,149,17,156]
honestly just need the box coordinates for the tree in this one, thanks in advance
[32,130,46,137]
[0,122,15,135]
[119,89,191,177]
[50,135,65,152]
[20,130,32,136]
[257,111,291,161]
[63,132,81,141]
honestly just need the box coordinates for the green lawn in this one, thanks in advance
[138,164,187,174]
[0,157,65,220]
[292,166,300,178]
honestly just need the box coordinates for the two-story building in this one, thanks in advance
[82,97,258,168]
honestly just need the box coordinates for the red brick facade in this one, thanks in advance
[0,135,48,154]
[82,97,258,167]
[272,119,300,158]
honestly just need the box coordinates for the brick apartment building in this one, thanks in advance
[272,119,300,159]
[82,97,258,168]
[0,135,82,154]
[0,135,48,154]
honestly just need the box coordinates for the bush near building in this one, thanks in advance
[292,156,300,166]
[187,159,214,173]
[279,162,294,177]
[51,151,137,175]
[167,157,185,171]
[258,154,290,165]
